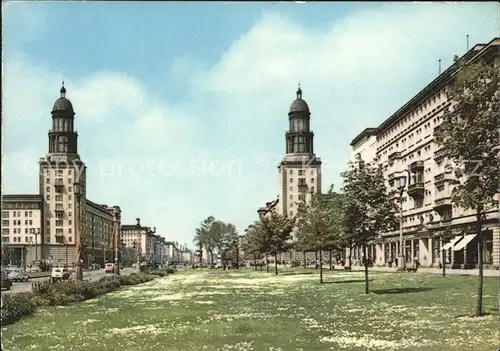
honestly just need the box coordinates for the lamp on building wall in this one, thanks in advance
[395,169,411,272]
[73,181,83,281]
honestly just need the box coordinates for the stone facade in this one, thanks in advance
[348,37,500,268]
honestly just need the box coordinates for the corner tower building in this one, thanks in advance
[39,83,87,264]
[277,86,322,234]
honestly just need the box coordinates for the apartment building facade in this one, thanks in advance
[349,37,500,268]
[1,195,42,265]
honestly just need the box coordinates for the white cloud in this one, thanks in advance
[3,2,498,244]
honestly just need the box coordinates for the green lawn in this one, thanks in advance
[3,269,499,351]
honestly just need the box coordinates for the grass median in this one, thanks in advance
[2,269,499,351]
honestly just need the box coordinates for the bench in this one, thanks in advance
[343,267,352,271]
[406,267,418,272]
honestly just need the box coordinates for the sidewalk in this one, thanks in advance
[347,265,500,277]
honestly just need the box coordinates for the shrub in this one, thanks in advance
[1,273,156,326]
[1,293,37,325]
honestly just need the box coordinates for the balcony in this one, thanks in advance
[433,196,452,216]
[54,209,65,216]
[388,151,402,161]
[298,183,308,192]
[54,184,64,193]
[434,172,453,186]
[407,182,424,198]
[433,148,447,162]
[409,161,424,172]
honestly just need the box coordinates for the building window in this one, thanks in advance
[46,187,50,192]
[57,170,63,176]
[298,170,304,176]
[55,220,63,226]
[47,195,50,201]
[68,236,72,242]
[414,198,424,209]
[2,220,9,227]
[2,228,9,235]
[46,178,50,184]
[289,178,293,183]
[24,211,28,217]
[68,220,72,225]
[29,211,32,217]
[298,194,306,201]
[25,229,28,234]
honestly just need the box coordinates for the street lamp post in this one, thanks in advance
[114,207,121,275]
[396,170,411,272]
[34,228,40,262]
[74,181,83,281]
[136,218,141,272]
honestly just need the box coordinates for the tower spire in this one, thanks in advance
[296,82,302,99]
[60,80,66,98]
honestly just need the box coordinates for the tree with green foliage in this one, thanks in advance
[193,216,216,267]
[244,221,266,271]
[296,184,346,283]
[435,55,499,317]
[259,209,295,275]
[216,222,239,269]
[342,154,399,294]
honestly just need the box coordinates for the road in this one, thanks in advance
[1,267,136,295]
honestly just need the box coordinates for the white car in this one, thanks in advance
[51,267,70,281]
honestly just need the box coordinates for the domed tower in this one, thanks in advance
[276,85,322,258]
[39,83,86,266]
[48,82,78,154]
[285,86,314,154]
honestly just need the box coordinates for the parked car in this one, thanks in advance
[1,271,12,290]
[51,267,70,282]
[26,264,41,273]
[104,263,115,273]
[7,268,29,282]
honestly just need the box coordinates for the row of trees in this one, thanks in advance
[193,216,240,269]
[193,56,499,317]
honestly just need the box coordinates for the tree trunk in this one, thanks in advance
[442,249,446,277]
[274,252,278,275]
[199,249,203,269]
[329,249,333,270]
[348,245,352,269]
[319,249,324,284]
[265,253,269,273]
[476,208,484,317]
[363,243,369,294]
[303,251,307,268]
[315,251,318,270]
[236,247,239,269]
[254,254,257,271]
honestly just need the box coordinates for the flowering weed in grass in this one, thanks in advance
[2,270,499,351]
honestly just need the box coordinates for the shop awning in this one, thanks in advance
[452,234,477,251]
[442,235,462,251]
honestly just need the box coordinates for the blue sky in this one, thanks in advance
[3,2,498,247]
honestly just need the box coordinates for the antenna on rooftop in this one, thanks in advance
[466,34,469,51]
[438,59,442,75]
